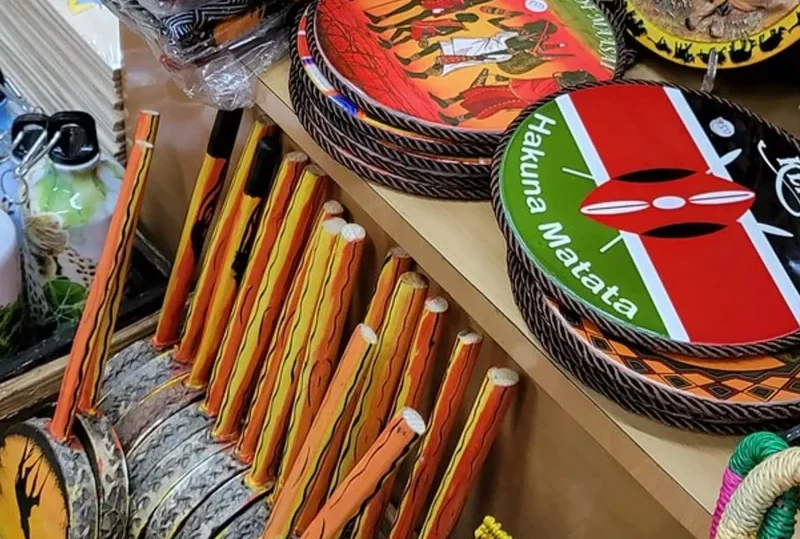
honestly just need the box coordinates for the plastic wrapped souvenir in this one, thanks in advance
[102,0,298,108]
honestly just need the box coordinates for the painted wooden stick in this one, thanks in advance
[132,109,160,144]
[152,108,243,348]
[203,152,312,413]
[238,215,345,480]
[186,131,281,388]
[350,296,449,539]
[364,246,412,331]
[78,112,161,411]
[389,330,483,539]
[261,324,378,538]
[235,201,345,464]
[296,409,427,539]
[173,118,274,364]
[328,272,428,494]
[417,368,519,539]
[274,223,367,486]
[51,139,155,439]
[209,164,326,438]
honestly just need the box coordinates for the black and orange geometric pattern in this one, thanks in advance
[549,298,800,405]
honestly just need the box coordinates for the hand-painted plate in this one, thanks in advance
[494,81,800,357]
[296,11,493,169]
[290,67,490,199]
[299,10,491,158]
[625,0,800,68]
[507,251,800,433]
[311,0,624,143]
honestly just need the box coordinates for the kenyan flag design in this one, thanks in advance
[499,83,800,348]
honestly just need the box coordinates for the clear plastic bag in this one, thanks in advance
[102,0,296,109]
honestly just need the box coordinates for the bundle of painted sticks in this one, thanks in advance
[0,108,519,539]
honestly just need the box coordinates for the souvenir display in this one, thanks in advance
[0,111,156,539]
[98,119,279,429]
[101,108,243,390]
[290,0,628,198]
[388,330,483,539]
[625,0,800,68]
[137,223,365,539]
[113,150,319,454]
[22,112,125,328]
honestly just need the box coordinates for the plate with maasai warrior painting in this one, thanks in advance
[625,0,800,68]
[494,81,800,358]
[296,74,491,187]
[289,67,491,199]
[309,0,626,144]
[507,252,800,432]
[296,10,493,167]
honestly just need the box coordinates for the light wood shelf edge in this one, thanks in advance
[255,59,730,539]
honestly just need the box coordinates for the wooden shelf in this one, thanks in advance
[254,55,795,539]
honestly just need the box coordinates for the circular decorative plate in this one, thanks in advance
[311,0,625,143]
[494,81,800,357]
[298,10,491,158]
[625,0,800,68]
[290,68,491,199]
[0,419,98,539]
[296,12,493,173]
[507,250,800,433]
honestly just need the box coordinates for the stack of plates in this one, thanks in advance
[493,80,800,433]
[0,1,126,161]
[290,0,627,199]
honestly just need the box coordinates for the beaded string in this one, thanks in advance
[710,432,798,539]
[475,516,512,539]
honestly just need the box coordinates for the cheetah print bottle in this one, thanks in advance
[23,112,123,328]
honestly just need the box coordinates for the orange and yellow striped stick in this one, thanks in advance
[132,109,160,144]
[389,330,483,539]
[185,131,281,388]
[274,223,366,487]
[296,409,427,539]
[203,153,312,414]
[328,272,428,493]
[363,247,412,331]
[78,111,161,408]
[234,202,344,464]
[51,140,155,439]
[418,368,519,539]
[208,165,326,439]
[173,118,274,364]
[261,324,378,537]
[234,214,345,475]
[351,296,449,539]
[152,108,243,348]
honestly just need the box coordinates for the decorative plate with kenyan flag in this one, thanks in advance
[493,81,800,358]
[310,0,626,144]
